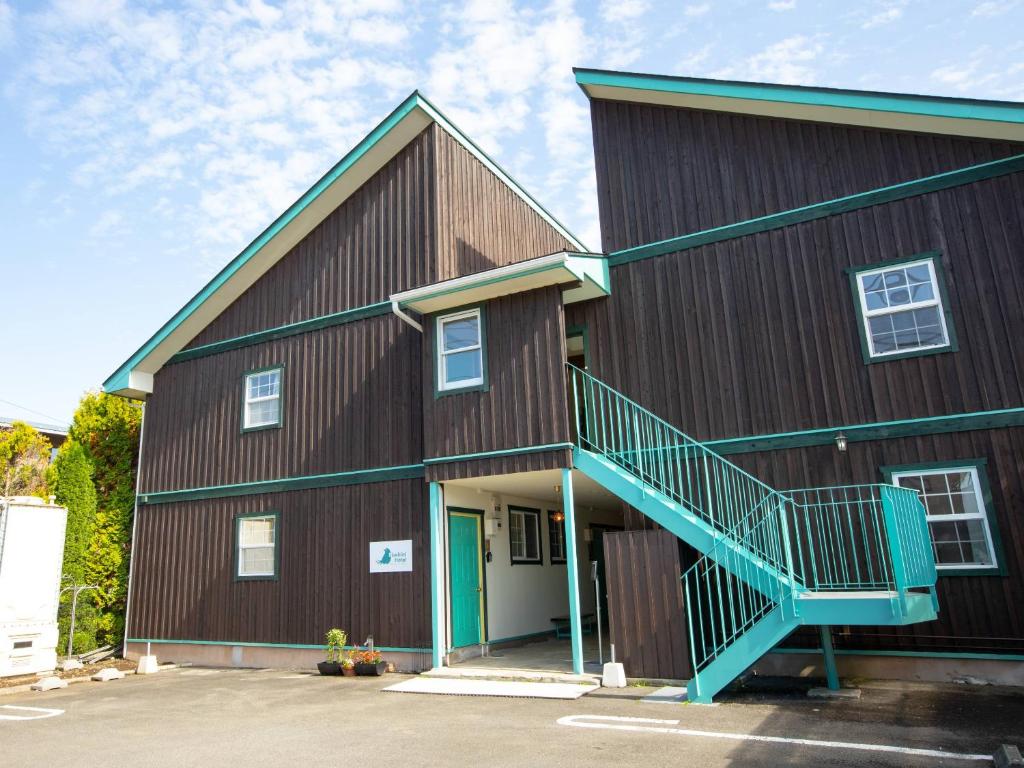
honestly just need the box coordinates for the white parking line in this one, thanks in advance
[0,705,64,722]
[556,715,992,763]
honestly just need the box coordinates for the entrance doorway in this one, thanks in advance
[448,509,485,649]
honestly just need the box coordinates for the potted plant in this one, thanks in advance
[341,651,356,677]
[317,628,347,676]
[353,648,386,676]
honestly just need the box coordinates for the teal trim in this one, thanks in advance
[770,647,1024,662]
[105,91,586,395]
[138,464,425,505]
[486,629,556,646]
[573,68,1024,125]
[126,638,430,653]
[170,302,392,364]
[847,253,958,364]
[561,468,584,676]
[429,482,443,669]
[819,626,840,690]
[240,364,285,433]
[434,304,489,398]
[423,442,573,465]
[233,511,280,582]
[881,459,1007,577]
[703,406,1024,456]
[607,154,1024,267]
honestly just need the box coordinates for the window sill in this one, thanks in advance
[241,422,283,434]
[510,558,543,566]
[435,382,490,399]
[937,566,1004,577]
[863,344,956,365]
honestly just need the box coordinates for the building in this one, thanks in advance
[0,417,68,463]
[104,73,1024,701]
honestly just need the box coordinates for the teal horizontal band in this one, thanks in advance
[423,442,573,465]
[169,301,393,364]
[608,153,1024,267]
[138,463,425,505]
[770,648,1024,662]
[704,406,1024,456]
[127,638,430,653]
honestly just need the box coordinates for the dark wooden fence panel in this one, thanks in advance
[603,529,691,680]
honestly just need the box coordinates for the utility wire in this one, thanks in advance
[0,397,65,424]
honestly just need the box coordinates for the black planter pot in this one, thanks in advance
[317,661,342,676]
[354,661,387,676]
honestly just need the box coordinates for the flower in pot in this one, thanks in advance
[353,648,387,676]
[317,628,347,676]
[341,652,356,677]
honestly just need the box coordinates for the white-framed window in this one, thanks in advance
[548,510,566,564]
[853,258,951,359]
[436,308,484,392]
[509,506,542,564]
[890,465,998,571]
[243,367,282,430]
[236,513,278,579]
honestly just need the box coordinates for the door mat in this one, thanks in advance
[383,677,598,699]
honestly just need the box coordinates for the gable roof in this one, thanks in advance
[104,92,588,399]
[574,68,1024,143]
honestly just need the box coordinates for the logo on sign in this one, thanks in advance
[369,540,412,573]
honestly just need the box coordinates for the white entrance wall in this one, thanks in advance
[442,484,622,644]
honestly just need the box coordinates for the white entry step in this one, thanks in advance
[384,677,598,699]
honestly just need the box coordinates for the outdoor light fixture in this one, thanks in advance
[552,511,565,523]
[835,432,848,452]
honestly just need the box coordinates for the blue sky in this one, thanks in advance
[1,0,1022,425]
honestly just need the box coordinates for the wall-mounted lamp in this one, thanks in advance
[551,510,565,523]
[835,432,848,452]
[554,484,562,495]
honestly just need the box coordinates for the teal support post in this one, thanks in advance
[429,481,444,669]
[819,625,840,690]
[562,468,585,675]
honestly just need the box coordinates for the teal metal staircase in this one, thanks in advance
[567,364,939,703]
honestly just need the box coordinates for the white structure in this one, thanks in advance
[0,497,67,677]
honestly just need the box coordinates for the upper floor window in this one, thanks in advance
[243,367,283,431]
[436,308,485,393]
[235,512,278,580]
[850,255,956,362]
[889,463,1000,574]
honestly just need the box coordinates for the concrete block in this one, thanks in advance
[808,687,862,700]
[91,667,126,682]
[61,659,84,672]
[136,655,160,675]
[602,662,627,688]
[30,677,68,692]
[994,744,1023,768]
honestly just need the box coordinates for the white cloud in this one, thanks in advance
[768,0,796,10]
[0,1,14,48]
[684,3,710,16]
[862,3,904,29]
[971,1,1019,15]
[600,0,649,23]
[89,209,124,238]
[713,35,825,85]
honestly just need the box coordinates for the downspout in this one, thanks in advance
[391,299,423,332]
[121,400,147,655]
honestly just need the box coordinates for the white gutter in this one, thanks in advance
[391,299,423,332]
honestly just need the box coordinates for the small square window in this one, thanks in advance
[850,256,956,362]
[243,368,283,430]
[509,506,542,564]
[890,465,999,572]
[436,309,485,392]
[236,513,278,579]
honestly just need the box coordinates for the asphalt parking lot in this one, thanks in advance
[1,667,1021,767]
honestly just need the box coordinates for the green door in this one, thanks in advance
[448,512,484,648]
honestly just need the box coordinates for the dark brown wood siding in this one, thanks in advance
[603,529,691,679]
[186,126,437,349]
[591,98,1024,252]
[127,480,430,649]
[142,314,421,494]
[433,125,575,280]
[724,428,1024,653]
[422,286,570,479]
[567,171,1024,442]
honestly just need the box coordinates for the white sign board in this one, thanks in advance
[369,540,413,573]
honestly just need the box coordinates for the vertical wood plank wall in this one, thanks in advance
[603,529,691,679]
[590,98,1024,253]
[423,286,571,481]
